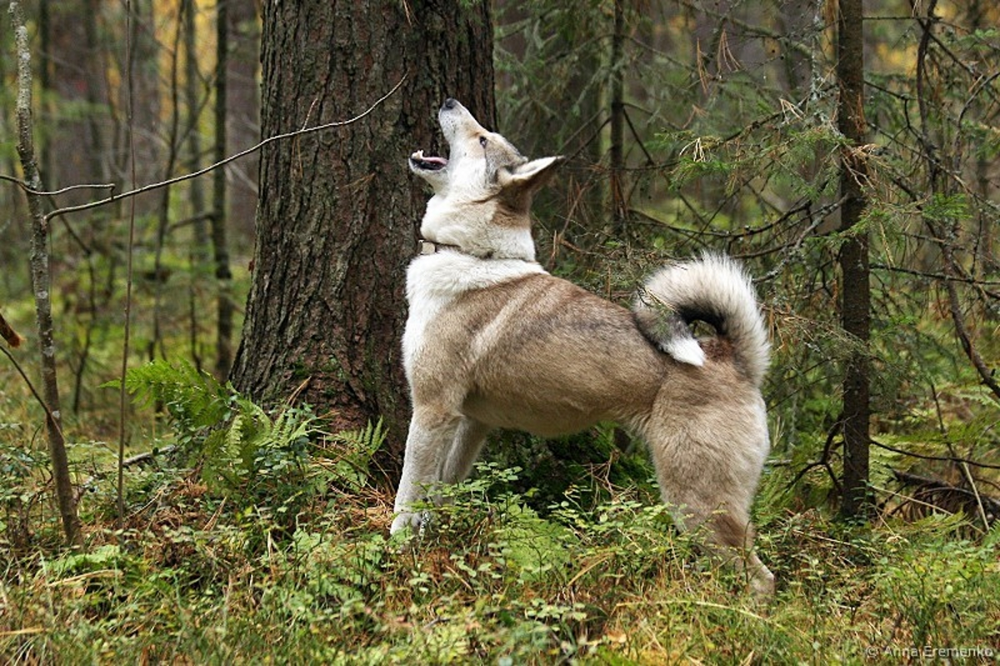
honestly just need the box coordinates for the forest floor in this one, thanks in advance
[0,406,997,664]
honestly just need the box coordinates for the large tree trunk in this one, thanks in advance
[836,0,871,520]
[231,0,495,472]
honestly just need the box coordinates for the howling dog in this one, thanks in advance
[393,98,774,596]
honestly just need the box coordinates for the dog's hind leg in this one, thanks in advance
[703,510,775,598]
[391,409,462,535]
[439,417,491,485]
[642,403,775,597]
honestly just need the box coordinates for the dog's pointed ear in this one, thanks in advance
[498,156,564,193]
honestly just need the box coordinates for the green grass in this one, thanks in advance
[1,450,997,664]
[0,363,997,664]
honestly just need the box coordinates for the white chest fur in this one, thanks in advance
[402,253,546,379]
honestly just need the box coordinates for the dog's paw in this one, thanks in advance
[750,566,776,600]
[389,510,427,537]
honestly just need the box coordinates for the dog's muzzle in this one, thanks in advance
[410,150,448,172]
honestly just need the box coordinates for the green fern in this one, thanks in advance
[325,419,386,491]
[113,359,235,449]
[118,361,387,523]
[119,361,324,501]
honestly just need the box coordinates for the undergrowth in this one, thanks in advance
[0,362,997,663]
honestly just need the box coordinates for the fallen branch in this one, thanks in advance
[871,437,1000,471]
[122,445,178,467]
[891,469,998,531]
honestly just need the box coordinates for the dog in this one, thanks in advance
[392,98,775,596]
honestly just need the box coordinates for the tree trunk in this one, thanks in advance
[10,0,81,546]
[609,0,627,233]
[213,0,235,380]
[182,0,210,371]
[44,0,111,204]
[836,0,871,520]
[231,0,496,473]
[223,0,260,239]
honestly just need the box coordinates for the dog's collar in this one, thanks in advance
[417,239,500,260]
[418,239,462,256]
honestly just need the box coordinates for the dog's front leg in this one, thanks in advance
[440,417,491,485]
[391,411,461,535]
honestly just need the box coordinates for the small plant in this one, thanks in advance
[119,362,326,531]
[872,520,999,648]
[118,360,234,452]
[324,418,387,492]
[0,438,47,550]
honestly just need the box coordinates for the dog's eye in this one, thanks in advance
[479,136,488,148]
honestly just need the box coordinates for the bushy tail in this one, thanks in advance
[632,253,770,386]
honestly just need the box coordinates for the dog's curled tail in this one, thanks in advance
[632,253,770,386]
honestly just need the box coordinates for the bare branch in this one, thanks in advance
[43,76,407,223]
[0,174,116,197]
[0,310,25,348]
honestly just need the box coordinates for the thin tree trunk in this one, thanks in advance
[183,0,209,371]
[223,0,260,235]
[213,0,234,381]
[836,0,871,520]
[609,0,627,232]
[149,5,184,363]
[10,0,81,546]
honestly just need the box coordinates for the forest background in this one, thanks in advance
[0,0,998,662]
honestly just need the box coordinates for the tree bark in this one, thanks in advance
[213,0,235,380]
[231,0,496,472]
[609,0,627,232]
[223,0,260,238]
[10,0,81,546]
[836,0,871,520]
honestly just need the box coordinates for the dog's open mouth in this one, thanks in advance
[410,150,448,171]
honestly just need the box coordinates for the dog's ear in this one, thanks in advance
[498,156,564,194]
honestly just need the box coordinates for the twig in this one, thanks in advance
[0,175,116,198]
[43,76,407,223]
[958,461,991,533]
[871,438,1000,470]
[0,344,65,445]
[785,419,843,495]
[0,311,25,348]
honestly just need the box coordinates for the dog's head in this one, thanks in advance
[410,99,562,259]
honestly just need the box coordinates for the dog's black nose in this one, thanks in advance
[442,98,458,111]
